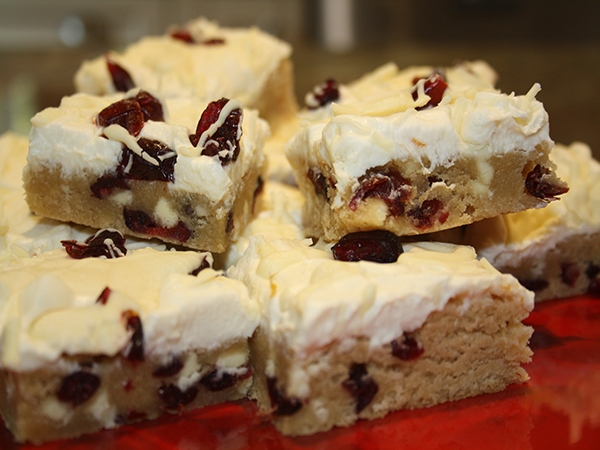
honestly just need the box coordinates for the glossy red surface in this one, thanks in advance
[2,295,599,450]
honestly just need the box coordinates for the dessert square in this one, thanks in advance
[228,235,533,436]
[0,238,259,444]
[452,142,600,301]
[74,17,298,130]
[23,91,268,253]
[287,61,568,241]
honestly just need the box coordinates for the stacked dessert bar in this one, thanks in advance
[1,16,592,444]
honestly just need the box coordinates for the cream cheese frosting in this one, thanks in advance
[289,61,551,206]
[26,91,269,205]
[228,237,533,363]
[475,142,600,266]
[74,17,292,109]
[0,246,259,371]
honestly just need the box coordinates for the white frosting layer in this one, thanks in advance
[26,92,269,204]
[477,142,600,266]
[0,246,259,371]
[74,17,292,109]
[228,237,533,362]
[289,61,551,206]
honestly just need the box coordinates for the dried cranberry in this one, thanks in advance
[190,256,211,276]
[135,90,164,122]
[57,371,100,406]
[152,358,184,378]
[189,98,242,165]
[407,198,446,230]
[106,56,135,92]
[123,209,192,243]
[96,287,112,305]
[391,333,424,360]
[588,278,600,296]
[200,366,252,392]
[118,138,176,182]
[170,29,195,43]
[519,278,549,292]
[61,229,128,259]
[525,165,569,200]
[349,167,412,216]
[97,99,144,137]
[307,168,332,200]
[122,310,144,362]
[202,38,225,45]
[341,363,378,414]
[332,230,403,264]
[266,377,303,416]
[561,262,580,287]
[115,410,148,425]
[158,383,199,411]
[305,79,339,109]
[586,263,600,280]
[412,73,448,110]
[90,174,130,199]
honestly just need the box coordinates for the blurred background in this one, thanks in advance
[1,0,599,156]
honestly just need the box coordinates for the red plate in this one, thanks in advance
[2,295,600,450]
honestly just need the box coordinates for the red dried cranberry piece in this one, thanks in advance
[152,358,184,378]
[266,377,303,416]
[341,363,378,414]
[122,310,144,362]
[350,168,412,216]
[123,209,192,243]
[158,383,199,411]
[202,38,225,45]
[200,366,252,392]
[90,174,130,199]
[525,165,569,200]
[561,262,580,287]
[407,198,447,230]
[189,98,242,165]
[332,230,403,264]
[135,90,164,122]
[106,56,135,92]
[190,255,211,276]
[305,79,339,109]
[97,98,144,137]
[519,278,549,292]
[96,287,112,305]
[412,73,448,110]
[57,371,100,406]
[170,29,195,43]
[586,263,600,280]
[118,138,177,182]
[61,229,128,259]
[225,211,235,234]
[391,333,424,360]
[307,168,332,200]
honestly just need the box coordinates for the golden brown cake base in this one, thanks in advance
[23,161,264,253]
[293,142,566,242]
[0,340,252,444]
[249,294,532,436]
